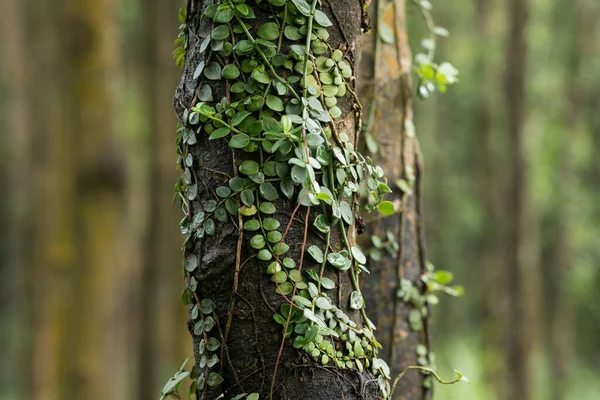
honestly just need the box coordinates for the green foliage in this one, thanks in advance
[173,0,400,397]
[173,7,188,67]
[170,0,466,398]
[410,0,459,98]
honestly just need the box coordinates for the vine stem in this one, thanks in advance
[410,0,437,61]
[269,204,311,400]
[269,2,319,396]
[363,0,383,139]
[390,366,467,396]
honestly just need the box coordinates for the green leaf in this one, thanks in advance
[243,219,260,231]
[209,127,231,140]
[184,254,198,272]
[315,297,332,310]
[251,68,270,84]
[225,198,238,215]
[272,271,287,284]
[197,84,214,102]
[260,202,276,214]
[306,133,324,147]
[161,370,190,395]
[276,281,294,295]
[262,218,280,230]
[229,177,246,192]
[235,4,255,18]
[216,186,231,198]
[433,270,454,284]
[267,262,282,275]
[321,277,335,290]
[215,207,227,222]
[232,111,251,126]
[273,242,289,255]
[222,63,240,79]
[206,372,224,387]
[377,200,395,216]
[239,205,257,216]
[350,291,363,310]
[229,133,250,149]
[351,247,366,265]
[293,295,312,308]
[307,245,324,263]
[283,258,296,269]
[267,230,283,243]
[250,234,266,249]
[266,95,284,112]
[290,0,311,16]
[313,214,330,233]
[240,189,255,207]
[408,309,423,331]
[214,7,234,23]
[207,337,221,351]
[239,160,259,175]
[212,24,230,40]
[259,182,279,201]
[280,178,295,199]
[314,10,332,27]
[204,62,222,80]
[257,22,280,41]
[327,252,347,269]
[339,201,353,225]
[257,249,272,261]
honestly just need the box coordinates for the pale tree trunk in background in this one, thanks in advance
[474,1,508,397]
[547,2,593,398]
[59,0,130,398]
[31,0,129,398]
[506,0,531,398]
[0,0,33,398]
[138,0,189,397]
[358,1,429,399]
[29,0,70,398]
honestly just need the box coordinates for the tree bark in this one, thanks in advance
[358,1,429,399]
[173,1,396,399]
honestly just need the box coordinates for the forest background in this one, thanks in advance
[1,0,599,399]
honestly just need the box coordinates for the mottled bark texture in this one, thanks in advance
[358,1,429,399]
[174,1,385,399]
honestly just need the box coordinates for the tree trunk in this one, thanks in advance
[173,1,403,398]
[138,0,190,396]
[0,0,34,397]
[358,1,429,399]
[506,0,530,398]
[30,0,129,398]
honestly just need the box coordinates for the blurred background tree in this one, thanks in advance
[0,0,599,399]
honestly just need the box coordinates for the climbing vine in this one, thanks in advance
[359,0,463,391]
[163,0,467,399]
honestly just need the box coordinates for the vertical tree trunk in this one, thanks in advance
[547,2,590,397]
[0,0,33,397]
[358,1,429,399]
[30,0,128,398]
[138,0,189,397]
[173,1,410,398]
[474,1,509,396]
[506,0,530,398]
